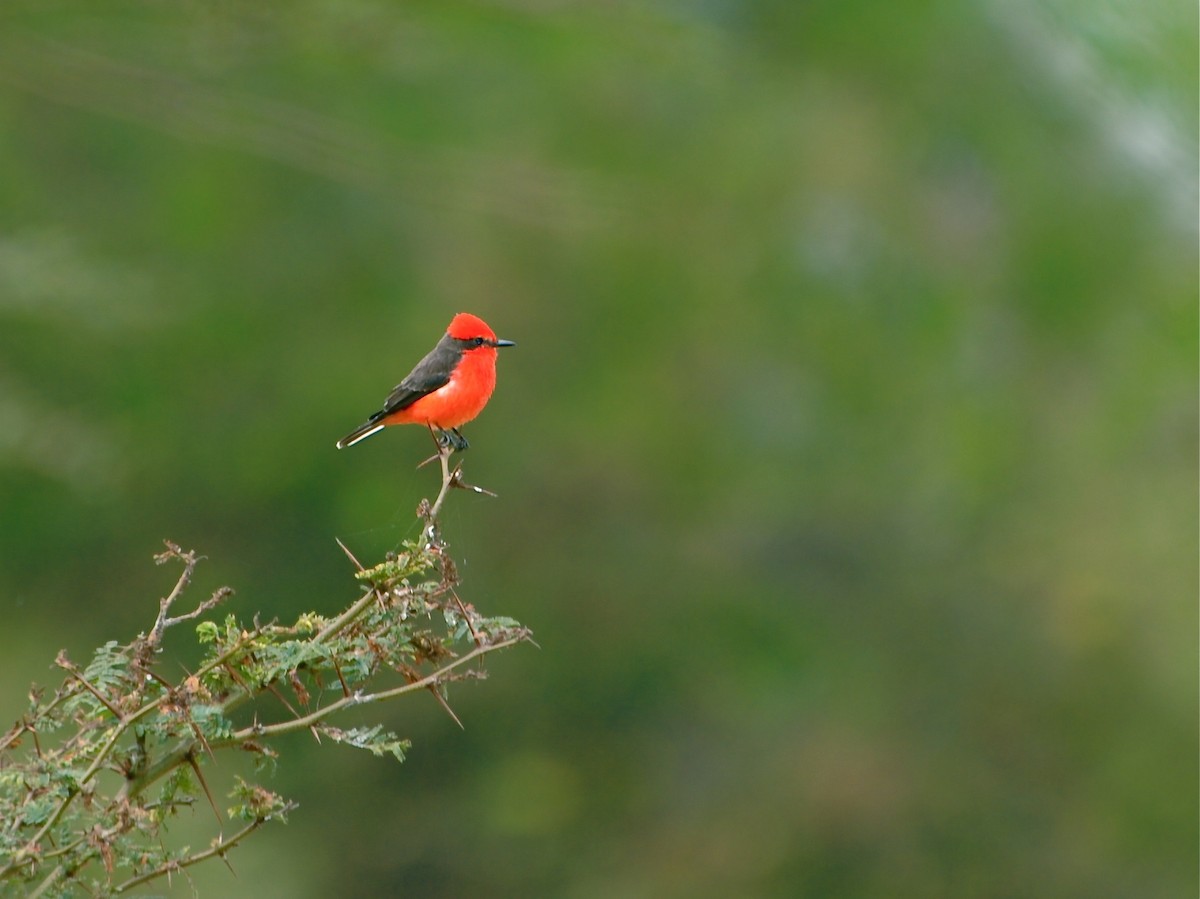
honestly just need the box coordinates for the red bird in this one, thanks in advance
[336,312,515,452]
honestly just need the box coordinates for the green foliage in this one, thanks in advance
[0,525,529,897]
[227,776,292,823]
[321,725,410,762]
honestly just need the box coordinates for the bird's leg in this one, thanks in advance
[417,424,448,468]
[419,427,469,465]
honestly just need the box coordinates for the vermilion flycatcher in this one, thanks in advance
[335,312,515,452]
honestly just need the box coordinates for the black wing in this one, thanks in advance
[368,333,462,423]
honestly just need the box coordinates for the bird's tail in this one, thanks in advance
[335,421,385,449]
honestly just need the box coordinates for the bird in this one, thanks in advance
[335,312,515,452]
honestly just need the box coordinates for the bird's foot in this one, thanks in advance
[418,427,468,467]
[436,428,470,453]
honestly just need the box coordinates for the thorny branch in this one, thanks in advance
[0,454,530,897]
[109,808,292,894]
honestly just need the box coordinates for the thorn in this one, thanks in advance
[330,656,352,698]
[335,537,365,572]
[427,686,465,730]
[449,465,497,497]
[218,843,237,877]
[188,755,223,825]
[264,683,302,719]
[449,588,482,646]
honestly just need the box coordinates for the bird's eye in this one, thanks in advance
[473,337,486,347]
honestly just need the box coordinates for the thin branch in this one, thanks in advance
[427,445,456,524]
[425,449,494,536]
[111,811,291,894]
[37,836,88,863]
[161,586,234,632]
[25,863,66,899]
[228,634,525,744]
[0,686,72,754]
[56,655,124,721]
[0,785,80,883]
[117,628,525,805]
[148,542,202,648]
[313,585,385,644]
[0,719,31,755]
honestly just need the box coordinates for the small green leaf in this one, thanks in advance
[320,725,411,762]
[196,621,219,643]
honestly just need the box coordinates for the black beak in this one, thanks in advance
[494,339,516,348]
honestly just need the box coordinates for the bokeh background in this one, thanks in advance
[0,2,1195,897]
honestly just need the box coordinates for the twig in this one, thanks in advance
[227,634,525,744]
[425,449,494,532]
[0,689,69,756]
[161,586,234,632]
[55,654,123,722]
[117,629,526,805]
[313,585,386,644]
[427,444,456,525]
[110,811,291,894]
[25,863,65,899]
[148,542,202,648]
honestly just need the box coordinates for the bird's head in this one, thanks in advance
[447,312,516,350]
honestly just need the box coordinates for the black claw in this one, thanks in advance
[436,429,470,452]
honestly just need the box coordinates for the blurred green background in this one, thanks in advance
[0,1,1195,896]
